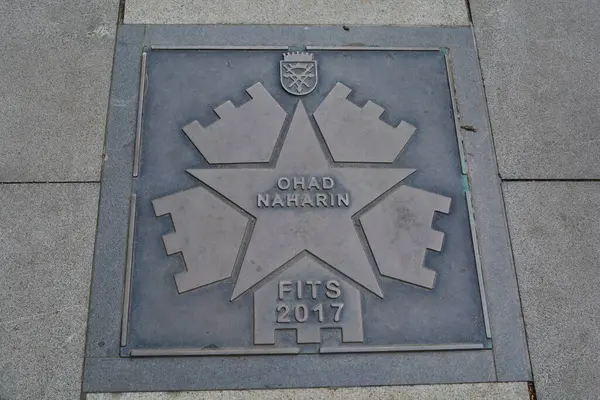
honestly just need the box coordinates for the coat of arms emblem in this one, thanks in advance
[280,52,318,96]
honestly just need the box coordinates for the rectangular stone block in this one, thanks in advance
[470,0,600,179]
[0,0,118,182]
[503,182,600,399]
[124,0,469,26]
[87,382,530,399]
[0,183,99,399]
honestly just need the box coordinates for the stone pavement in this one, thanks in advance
[87,383,529,399]
[0,0,598,399]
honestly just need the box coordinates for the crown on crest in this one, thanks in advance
[282,52,314,62]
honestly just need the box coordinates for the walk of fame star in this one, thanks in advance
[188,101,415,300]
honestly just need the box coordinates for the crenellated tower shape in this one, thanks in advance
[182,82,286,164]
[314,82,416,163]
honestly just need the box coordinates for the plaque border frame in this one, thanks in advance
[83,25,531,393]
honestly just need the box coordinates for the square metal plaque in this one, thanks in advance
[84,26,531,392]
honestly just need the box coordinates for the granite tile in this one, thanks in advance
[124,0,468,26]
[503,182,600,399]
[471,0,600,178]
[87,382,530,399]
[0,183,99,399]
[0,0,118,182]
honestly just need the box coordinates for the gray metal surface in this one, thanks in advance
[121,193,137,346]
[183,100,415,300]
[153,187,250,293]
[133,52,147,177]
[128,48,485,356]
[253,254,364,345]
[314,83,416,163]
[182,82,287,164]
[361,185,451,289]
[84,25,530,392]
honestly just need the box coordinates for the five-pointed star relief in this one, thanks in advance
[188,101,415,300]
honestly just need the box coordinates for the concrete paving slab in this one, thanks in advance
[0,183,99,399]
[503,182,600,399]
[124,0,469,26]
[87,382,530,399]
[0,305,89,400]
[0,0,118,182]
[470,0,600,179]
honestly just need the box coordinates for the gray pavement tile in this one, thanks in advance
[503,182,600,399]
[0,305,88,400]
[470,0,600,179]
[0,0,118,182]
[0,183,99,400]
[87,382,530,399]
[124,0,468,26]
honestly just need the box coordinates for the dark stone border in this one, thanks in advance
[83,25,530,392]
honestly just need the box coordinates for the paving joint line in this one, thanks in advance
[464,0,474,23]
[0,180,101,185]
[117,0,126,24]
[528,381,537,400]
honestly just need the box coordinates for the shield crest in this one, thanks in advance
[280,52,318,96]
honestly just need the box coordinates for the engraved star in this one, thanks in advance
[188,101,414,300]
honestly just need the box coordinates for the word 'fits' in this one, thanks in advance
[257,176,351,208]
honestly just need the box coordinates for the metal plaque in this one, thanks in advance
[83,25,531,393]
[126,48,487,355]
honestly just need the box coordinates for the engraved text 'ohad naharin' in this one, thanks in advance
[257,176,350,208]
[153,54,452,350]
